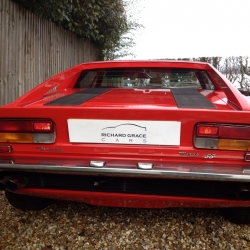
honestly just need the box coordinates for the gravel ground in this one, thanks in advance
[1,191,250,250]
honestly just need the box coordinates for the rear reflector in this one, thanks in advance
[195,123,250,151]
[245,154,250,161]
[0,146,12,153]
[0,119,55,143]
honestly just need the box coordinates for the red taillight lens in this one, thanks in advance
[0,120,33,132]
[196,124,250,139]
[33,122,53,132]
[0,120,53,133]
[219,126,250,140]
[197,125,218,137]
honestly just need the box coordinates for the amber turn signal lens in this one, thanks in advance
[218,139,250,151]
[0,133,33,143]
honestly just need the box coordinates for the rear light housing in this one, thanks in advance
[0,119,55,143]
[195,123,250,151]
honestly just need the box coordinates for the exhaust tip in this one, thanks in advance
[5,180,18,191]
[5,177,26,191]
[235,187,250,201]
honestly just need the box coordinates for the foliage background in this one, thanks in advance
[12,0,141,60]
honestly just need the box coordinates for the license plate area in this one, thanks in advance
[68,119,181,146]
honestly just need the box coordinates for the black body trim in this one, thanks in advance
[171,89,215,109]
[44,88,112,106]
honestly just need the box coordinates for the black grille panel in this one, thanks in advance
[21,173,247,200]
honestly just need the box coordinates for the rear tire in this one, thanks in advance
[5,190,52,211]
[224,207,250,224]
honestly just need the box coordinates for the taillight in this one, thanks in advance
[195,123,250,151]
[0,119,55,143]
[0,120,32,132]
[219,126,250,140]
[197,125,218,137]
[33,122,53,132]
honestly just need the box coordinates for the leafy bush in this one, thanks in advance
[12,0,140,59]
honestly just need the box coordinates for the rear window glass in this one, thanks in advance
[74,68,215,90]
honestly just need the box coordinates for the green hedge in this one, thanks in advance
[12,0,139,59]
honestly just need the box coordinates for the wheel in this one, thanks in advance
[223,207,250,224]
[5,190,53,211]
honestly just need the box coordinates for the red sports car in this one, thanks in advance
[1,60,250,224]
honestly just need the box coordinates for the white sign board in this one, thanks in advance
[68,119,181,145]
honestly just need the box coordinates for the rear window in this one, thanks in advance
[74,68,215,90]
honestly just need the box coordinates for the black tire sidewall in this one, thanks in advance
[5,190,52,211]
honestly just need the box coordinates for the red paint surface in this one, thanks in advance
[16,188,250,208]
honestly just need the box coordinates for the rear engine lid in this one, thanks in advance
[41,88,234,111]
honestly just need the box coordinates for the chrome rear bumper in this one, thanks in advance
[1,161,250,182]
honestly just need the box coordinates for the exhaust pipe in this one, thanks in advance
[235,187,250,201]
[5,177,27,191]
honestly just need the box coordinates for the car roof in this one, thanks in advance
[81,60,211,70]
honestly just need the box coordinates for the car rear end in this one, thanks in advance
[1,60,250,223]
